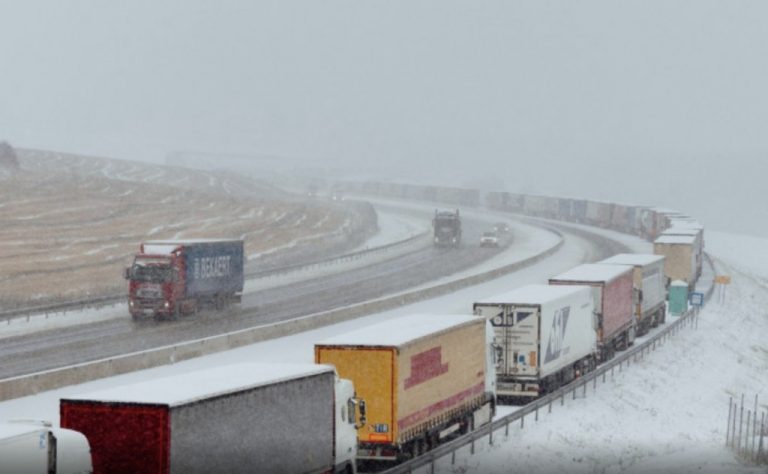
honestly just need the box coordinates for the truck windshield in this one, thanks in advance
[131,260,172,283]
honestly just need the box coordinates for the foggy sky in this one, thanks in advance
[0,1,766,235]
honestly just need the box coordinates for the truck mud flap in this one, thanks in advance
[472,402,493,429]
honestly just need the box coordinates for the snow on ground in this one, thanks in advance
[438,231,768,474]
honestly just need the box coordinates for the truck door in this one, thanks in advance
[46,431,56,474]
[511,309,538,377]
[477,305,513,377]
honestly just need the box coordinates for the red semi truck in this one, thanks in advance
[125,239,244,320]
[549,263,636,362]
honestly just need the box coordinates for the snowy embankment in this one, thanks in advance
[448,231,768,474]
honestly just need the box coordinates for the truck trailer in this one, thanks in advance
[599,253,667,335]
[473,285,598,403]
[549,263,635,361]
[60,363,362,474]
[432,209,462,247]
[0,420,92,474]
[125,239,244,319]
[661,226,703,278]
[654,235,698,290]
[315,314,495,463]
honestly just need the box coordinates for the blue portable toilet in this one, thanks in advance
[669,280,688,315]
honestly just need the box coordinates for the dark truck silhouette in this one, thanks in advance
[432,209,462,247]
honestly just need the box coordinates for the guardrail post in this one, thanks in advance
[739,394,745,452]
[521,414,525,429]
[429,459,435,474]
[753,411,759,462]
[727,397,733,447]
[746,411,752,457]
[757,412,765,462]
[733,402,738,450]
[548,400,552,414]
[489,423,493,445]
[560,393,564,406]
[452,450,456,465]
[505,418,509,436]
[593,376,597,391]
[583,382,587,398]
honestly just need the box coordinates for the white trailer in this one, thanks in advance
[599,253,667,335]
[0,420,92,474]
[473,285,598,402]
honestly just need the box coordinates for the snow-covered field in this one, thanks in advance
[442,231,768,474]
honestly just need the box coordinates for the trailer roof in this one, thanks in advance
[600,253,665,266]
[668,220,704,230]
[655,235,696,245]
[62,363,332,407]
[474,284,591,306]
[144,239,243,245]
[663,227,702,237]
[652,207,684,215]
[0,422,47,440]
[550,263,633,283]
[142,239,243,255]
[317,313,479,347]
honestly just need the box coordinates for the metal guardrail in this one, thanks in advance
[0,231,430,324]
[384,254,716,474]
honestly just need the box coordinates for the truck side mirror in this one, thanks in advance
[123,267,131,280]
[358,399,367,428]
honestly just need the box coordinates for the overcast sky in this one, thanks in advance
[0,1,765,235]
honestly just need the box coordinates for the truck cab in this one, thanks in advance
[432,209,462,247]
[334,377,366,474]
[125,252,183,319]
[0,420,92,474]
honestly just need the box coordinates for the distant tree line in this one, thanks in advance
[0,141,19,171]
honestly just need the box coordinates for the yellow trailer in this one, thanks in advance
[315,314,495,463]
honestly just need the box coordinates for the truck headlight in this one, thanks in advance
[164,301,170,308]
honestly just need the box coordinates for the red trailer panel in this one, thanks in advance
[550,263,635,360]
[61,401,170,474]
